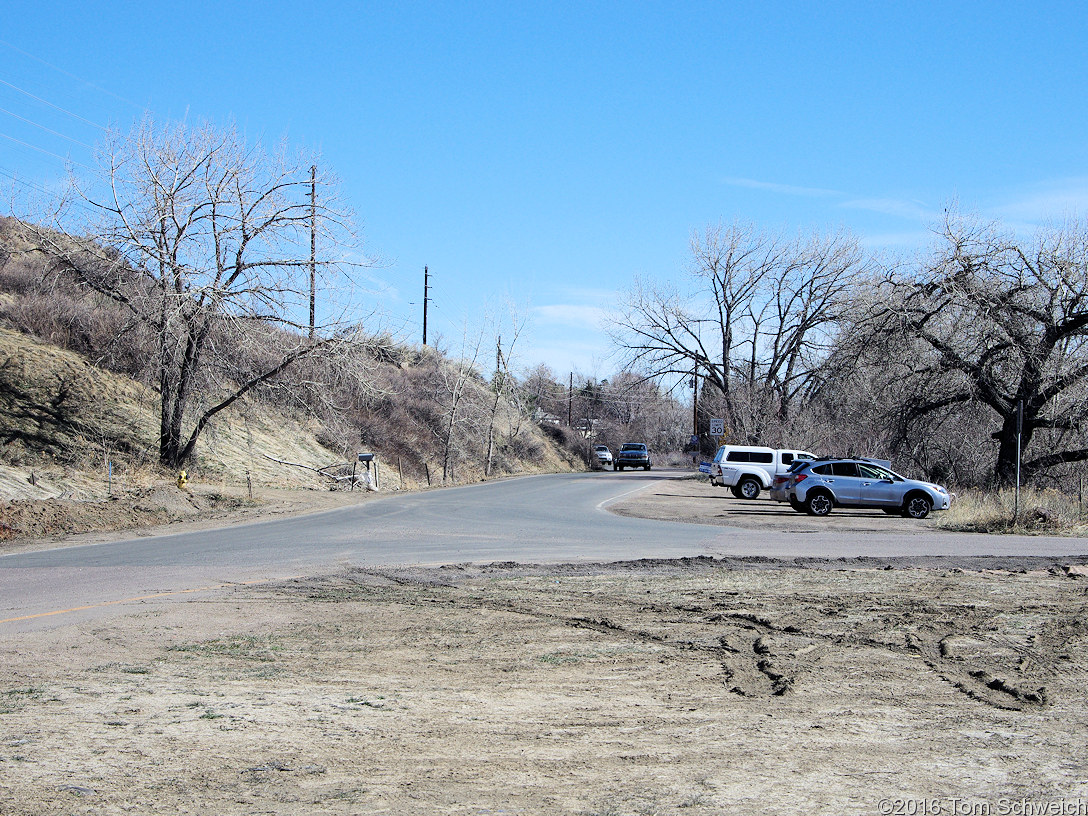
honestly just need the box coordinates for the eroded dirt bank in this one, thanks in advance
[3,557,1088,815]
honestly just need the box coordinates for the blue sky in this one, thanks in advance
[3,1,1088,376]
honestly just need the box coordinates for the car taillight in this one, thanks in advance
[793,473,808,483]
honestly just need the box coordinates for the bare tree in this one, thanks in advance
[578,371,687,452]
[866,212,1088,485]
[19,118,364,469]
[610,222,868,444]
[433,327,485,483]
[484,305,526,477]
[519,363,567,423]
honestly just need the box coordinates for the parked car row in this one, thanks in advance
[597,441,950,519]
[709,445,952,519]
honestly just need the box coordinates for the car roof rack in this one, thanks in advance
[809,456,888,464]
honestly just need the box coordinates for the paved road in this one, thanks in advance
[2,470,1086,632]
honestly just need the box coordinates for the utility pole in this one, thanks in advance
[692,361,699,437]
[308,164,316,339]
[422,266,430,346]
[568,372,574,427]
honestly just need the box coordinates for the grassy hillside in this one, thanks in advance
[0,218,587,511]
[0,325,378,498]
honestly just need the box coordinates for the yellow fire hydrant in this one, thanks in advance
[176,470,188,489]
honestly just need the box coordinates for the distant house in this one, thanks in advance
[533,409,563,425]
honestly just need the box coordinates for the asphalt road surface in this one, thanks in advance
[2,470,1086,633]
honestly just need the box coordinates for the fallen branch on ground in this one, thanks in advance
[260,453,359,485]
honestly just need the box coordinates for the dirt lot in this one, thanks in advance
[4,476,1088,815]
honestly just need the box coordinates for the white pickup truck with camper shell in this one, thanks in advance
[709,445,817,500]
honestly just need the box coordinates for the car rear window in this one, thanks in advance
[726,450,773,463]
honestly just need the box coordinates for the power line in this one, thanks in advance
[0,39,155,182]
[0,165,54,207]
[0,76,106,131]
[0,105,94,148]
[0,38,146,113]
[0,131,92,169]
[0,165,49,191]
[0,165,97,217]
[0,51,106,182]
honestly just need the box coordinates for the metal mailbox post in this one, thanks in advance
[354,453,378,491]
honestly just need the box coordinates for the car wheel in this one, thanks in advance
[903,494,932,519]
[738,477,761,500]
[805,491,834,516]
[644,465,651,470]
[730,486,743,499]
[788,496,806,513]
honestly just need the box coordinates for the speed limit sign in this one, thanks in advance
[709,418,725,436]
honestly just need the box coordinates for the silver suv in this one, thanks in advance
[785,458,952,519]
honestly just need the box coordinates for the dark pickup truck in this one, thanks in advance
[614,442,652,471]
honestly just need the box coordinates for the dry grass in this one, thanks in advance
[0,327,343,496]
[935,486,1088,535]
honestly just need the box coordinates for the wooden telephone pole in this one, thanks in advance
[308,165,316,339]
[692,361,699,436]
[568,372,574,427]
[422,266,431,346]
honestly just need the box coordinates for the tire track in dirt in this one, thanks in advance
[711,601,1059,711]
[311,566,1082,711]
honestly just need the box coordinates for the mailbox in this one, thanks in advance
[354,453,378,491]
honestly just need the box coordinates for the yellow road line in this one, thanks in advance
[0,575,302,625]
